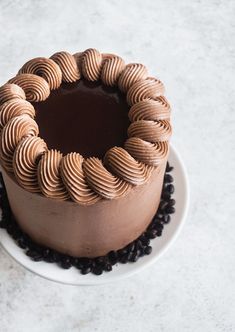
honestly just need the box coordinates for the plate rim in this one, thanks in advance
[0,144,190,286]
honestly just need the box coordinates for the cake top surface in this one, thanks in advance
[33,79,130,158]
[0,48,172,204]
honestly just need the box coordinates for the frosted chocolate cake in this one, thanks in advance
[0,48,172,258]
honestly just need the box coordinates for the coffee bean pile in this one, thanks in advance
[0,162,175,276]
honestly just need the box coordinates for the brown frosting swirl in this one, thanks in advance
[0,115,39,172]
[128,97,170,122]
[37,150,69,200]
[104,147,153,185]
[13,136,47,192]
[127,77,165,106]
[8,74,50,102]
[83,157,131,199]
[101,55,125,86]
[73,52,83,71]
[50,51,80,83]
[0,99,35,132]
[125,137,169,166]
[101,53,117,60]
[0,83,26,105]
[18,57,63,90]
[60,152,100,205]
[81,48,102,81]
[118,63,148,93]
[128,120,172,142]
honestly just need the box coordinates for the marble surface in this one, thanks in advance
[0,0,234,331]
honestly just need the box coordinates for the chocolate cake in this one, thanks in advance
[0,48,172,258]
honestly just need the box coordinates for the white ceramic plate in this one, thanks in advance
[0,145,189,286]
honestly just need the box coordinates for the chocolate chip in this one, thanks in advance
[44,255,55,263]
[43,249,56,262]
[95,257,106,267]
[52,252,61,262]
[135,240,144,250]
[104,264,112,272]
[156,211,164,219]
[168,199,176,206]
[117,248,128,256]
[154,223,164,231]
[119,254,129,264]
[71,257,78,266]
[166,162,174,172]
[162,214,171,224]
[144,246,152,255]
[108,250,117,259]
[147,224,155,232]
[6,223,14,235]
[164,174,174,183]
[142,237,150,246]
[166,184,175,194]
[162,191,171,200]
[126,242,135,252]
[139,235,150,246]
[42,249,51,258]
[159,201,168,211]
[61,256,72,264]
[146,229,158,239]
[166,206,175,214]
[17,237,27,249]
[12,229,20,240]
[60,260,72,270]
[74,259,84,270]
[81,267,91,275]
[109,256,118,265]
[26,250,43,261]
[108,251,118,264]
[92,266,103,275]
[80,257,92,268]
[130,252,139,262]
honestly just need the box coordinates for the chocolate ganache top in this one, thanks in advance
[33,79,130,159]
[0,48,172,204]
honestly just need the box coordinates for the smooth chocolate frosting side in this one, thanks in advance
[2,162,166,257]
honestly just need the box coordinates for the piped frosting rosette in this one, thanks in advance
[0,48,172,204]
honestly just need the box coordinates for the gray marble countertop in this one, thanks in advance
[0,1,234,331]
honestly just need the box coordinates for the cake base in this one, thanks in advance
[0,163,175,275]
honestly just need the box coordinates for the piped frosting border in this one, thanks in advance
[0,48,172,205]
